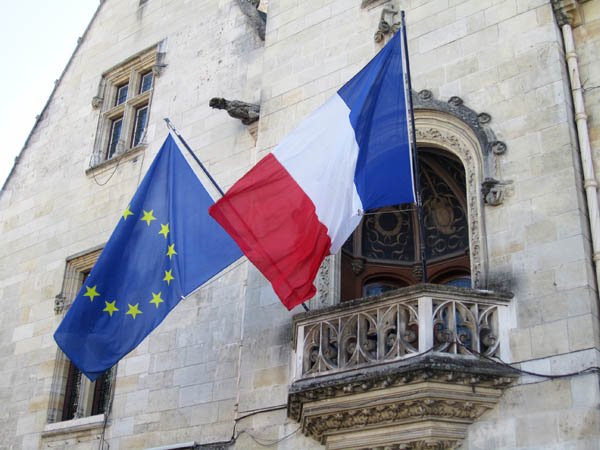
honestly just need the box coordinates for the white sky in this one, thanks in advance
[0,0,99,188]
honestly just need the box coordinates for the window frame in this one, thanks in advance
[47,248,116,425]
[90,46,158,167]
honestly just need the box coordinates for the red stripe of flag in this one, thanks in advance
[209,153,331,310]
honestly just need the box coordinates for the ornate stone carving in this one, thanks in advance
[447,96,463,107]
[152,63,167,76]
[481,178,507,206]
[362,0,392,9]
[551,0,589,26]
[91,96,103,109]
[351,258,365,275]
[374,3,400,43]
[415,126,485,287]
[490,141,507,155]
[418,89,433,101]
[54,293,65,314]
[316,256,331,306]
[209,97,260,125]
[288,348,516,448]
[235,0,266,40]
[294,284,509,379]
[477,112,491,124]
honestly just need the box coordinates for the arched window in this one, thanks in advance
[341,148,470,301]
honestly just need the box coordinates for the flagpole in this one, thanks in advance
[163,118,310,312]
[163,118,225,197]
[401,11,428,283]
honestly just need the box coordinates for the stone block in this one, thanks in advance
[124,353,150,376]
[570,373,600,408]
[147,387,180,412]
[516,412,559,446]
[530,320,570,358]
[173,362,217,387]
[218,399,236,422]
[419,18,468,53]
[446,55,479,82]
[213,377,237,401]
[124,389,149,416]
[558,407,600,441]
[159,408,192,431]
[179,383,213,407]
[467,417,517,449]
[107,415,134,439]
[568,314,600,351]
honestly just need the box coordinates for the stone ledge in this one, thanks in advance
[42,413,107,437]
[85,144,146,176]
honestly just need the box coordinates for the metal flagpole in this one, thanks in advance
[163,118,311,312]
[163,118,225,197]
[401,11,428,283]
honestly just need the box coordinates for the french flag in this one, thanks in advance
[209,31,415,310]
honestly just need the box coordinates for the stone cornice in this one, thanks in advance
[289,354,517,448]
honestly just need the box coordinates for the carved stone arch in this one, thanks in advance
[310,94,502,308]
[414,109,489,289]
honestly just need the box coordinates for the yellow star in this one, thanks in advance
[122,205,134,221]
[126,303,143,319]
[140,210,156,226]
[83,285,100,302]
[163,269,174,285]
[158,223,170,239]
[103,300,119,317]
[166,244,177,260]
[150,292,164,308]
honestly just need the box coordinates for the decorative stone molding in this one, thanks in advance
[292,284,512,380]
[209,97,260,125]
[413,91,507,180]
[54,294,66,314]
[361,0,392,9]
[481,178,509,206]
[289,286,516,448]
[310,255,340,310]
[288,352,516,448]
[374,3,401,43]
[413,92,512,286]
[91,96,103,109]
[551,0,590,26]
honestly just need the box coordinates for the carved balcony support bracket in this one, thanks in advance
[289,354,516,448]
[289,284,516,448]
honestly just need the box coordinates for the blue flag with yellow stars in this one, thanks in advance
[54,134,242,380]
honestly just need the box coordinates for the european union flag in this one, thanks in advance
[54,134,242,380]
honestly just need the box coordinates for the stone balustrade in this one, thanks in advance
[292,284,513,382]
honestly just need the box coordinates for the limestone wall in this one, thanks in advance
[0,0,599,449]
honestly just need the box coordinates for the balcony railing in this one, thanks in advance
[292,284,513,381]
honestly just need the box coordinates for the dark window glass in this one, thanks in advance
[341,149,470,301]
[62,361,112,420]
[132,106,148,147]
[61,362,82,421]
[107,117,123,159]
[140,72,153,94]
[115,84,128,106]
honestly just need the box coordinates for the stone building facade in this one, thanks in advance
[1,0,599,449]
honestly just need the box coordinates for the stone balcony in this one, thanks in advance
[288,284,518,450]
